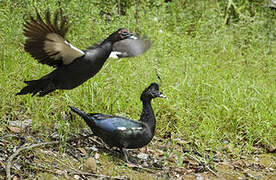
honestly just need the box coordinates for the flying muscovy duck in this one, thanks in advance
[17,10,151,96]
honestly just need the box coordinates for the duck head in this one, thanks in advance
[140,83,166,101]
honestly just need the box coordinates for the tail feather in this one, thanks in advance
[24,79,41,86]
[16,80,41,96]
[69,106,94,127]
[16,79,54,97]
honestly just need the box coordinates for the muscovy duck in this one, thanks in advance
[16,10,151,96]
[69,83,166,162]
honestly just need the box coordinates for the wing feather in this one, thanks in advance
[92,116,144,133]
[23,9,84,67]
[110,37,152,58]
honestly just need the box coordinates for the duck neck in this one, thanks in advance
[101,38,113,46]
[140,99,156,135]
[98,39,113,58]
[101,32,117,46]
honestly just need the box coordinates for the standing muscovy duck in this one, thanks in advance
[16,10,151,96]
[69,83,166,162]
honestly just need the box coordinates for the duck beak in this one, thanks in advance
[158,92,167,98]
[128,34,138,40]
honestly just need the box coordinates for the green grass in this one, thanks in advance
[0,0,275,157]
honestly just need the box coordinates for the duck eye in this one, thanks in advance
[121,31,129,36]
[148,87,155,93]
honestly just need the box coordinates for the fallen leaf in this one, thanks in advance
[195,173,205,180]
[73,175,81,180]
[142,161,149,167]
[175,138,189,146]
[140,147,147,153]
[173,167,188,174]
[12,175,20,180]
[55,169,67,175]
[267,167,275,172]
[77,139,82,147]
[222,145,231,152]
[266,145,276,153]
[0,161,5,168]
[126,163,137,168]
[186,169,194,174]
[9,119,32,129]
[89,145,98,152]
[78,147,87,155]
[14,162,22,170]
[154,149,165,157]
[7,126,21,133]
[84,157,97,172]
[137,152,149,160]
[94,153,100,159]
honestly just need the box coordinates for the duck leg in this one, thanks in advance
[121,148,131,163]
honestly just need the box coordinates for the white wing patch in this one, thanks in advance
[44,33,85,65]
[109,51,122,59]
[131,127,143,130]
[117,127,127,131]
[129,35,138,40]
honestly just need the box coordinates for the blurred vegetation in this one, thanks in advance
[0,0,275,158]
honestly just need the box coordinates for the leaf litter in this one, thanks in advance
[0,122,275,179]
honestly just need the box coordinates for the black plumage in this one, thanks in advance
[69,83,166,162]
[16,9,151,96]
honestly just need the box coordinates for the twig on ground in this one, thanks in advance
[0,160,6,169]
[185,153,219,177]
[87,136,104,146]
[31,166,61,176]
[6,134,92,180]
[6,141,59,180]
[35,151,127,179]
[129,164,157,173]
[5,135,128,180]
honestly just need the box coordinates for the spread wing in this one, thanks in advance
[110,37,152,58]
[23,10,84,67]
